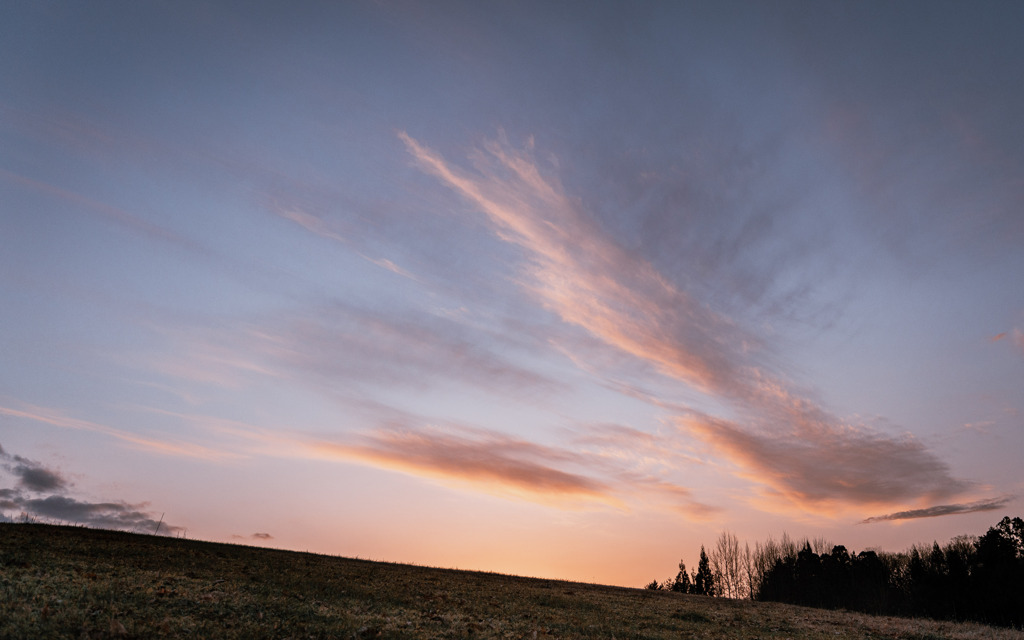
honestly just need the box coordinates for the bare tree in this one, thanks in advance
[811,536,833,555]
[742,542,757,600]
[710,530,744,599]
[751,533,797,599]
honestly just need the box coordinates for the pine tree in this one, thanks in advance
[694,546,715,596]
[672,559,692,593]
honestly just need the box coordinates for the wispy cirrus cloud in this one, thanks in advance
[152,301,562,402]
[0,403,235,461]
[861,496,1016,524]
[400,131,757,399]
[271,204,419,281]
[0,167,204,256]
[400,132,982,517]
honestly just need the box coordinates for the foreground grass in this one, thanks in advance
[1,523,1021,639]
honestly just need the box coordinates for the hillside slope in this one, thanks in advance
[1,523,1020,639]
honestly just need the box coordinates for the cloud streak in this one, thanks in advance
[272,204,419,281]
[861,497,1015,524]
[0,402,236,461]
[313,424,616,506]
[152,301,564,404]
[307,414,721,518]
[400,132,981,516]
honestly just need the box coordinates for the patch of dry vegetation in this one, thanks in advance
[1,523,1021,639]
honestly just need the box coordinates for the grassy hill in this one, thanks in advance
[1,523,1020,639]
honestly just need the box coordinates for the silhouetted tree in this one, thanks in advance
[820,545,852,608]
[693,546,715,596]
[757,556,796,603]
[972,517,1024,626]
[943,535,973,620]
[794,542,822,606]
[850,550,892,613]
[671,559,692,593]
[681,516,1023,626]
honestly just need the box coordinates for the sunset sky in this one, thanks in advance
[2,1,1022,587]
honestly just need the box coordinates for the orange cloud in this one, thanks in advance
[143,405,716,518]
[311,425,618,507]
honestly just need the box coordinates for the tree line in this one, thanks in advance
[647,516,1024,628]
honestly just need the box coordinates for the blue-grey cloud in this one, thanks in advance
[158,300,566,404]
[19,495,177,533]
[13,464,67,492]
[861,497,1015,524]
[0,445,69,492]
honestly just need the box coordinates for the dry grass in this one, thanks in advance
[1,523,1021,639]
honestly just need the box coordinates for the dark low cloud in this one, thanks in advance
[0,446,69,492]
[0,488,20,510]
[861,497,1015,524]
[13,464,67,492]
[23,495,177,533]
[0,442,181,534]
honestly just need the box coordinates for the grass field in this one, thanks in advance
[1,523,1021,639]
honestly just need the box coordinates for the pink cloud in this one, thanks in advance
[310,419,721,518]
[401,133,981,517]
[679,412,968,512]
[312,425,617,505]
[399,131,753,399]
